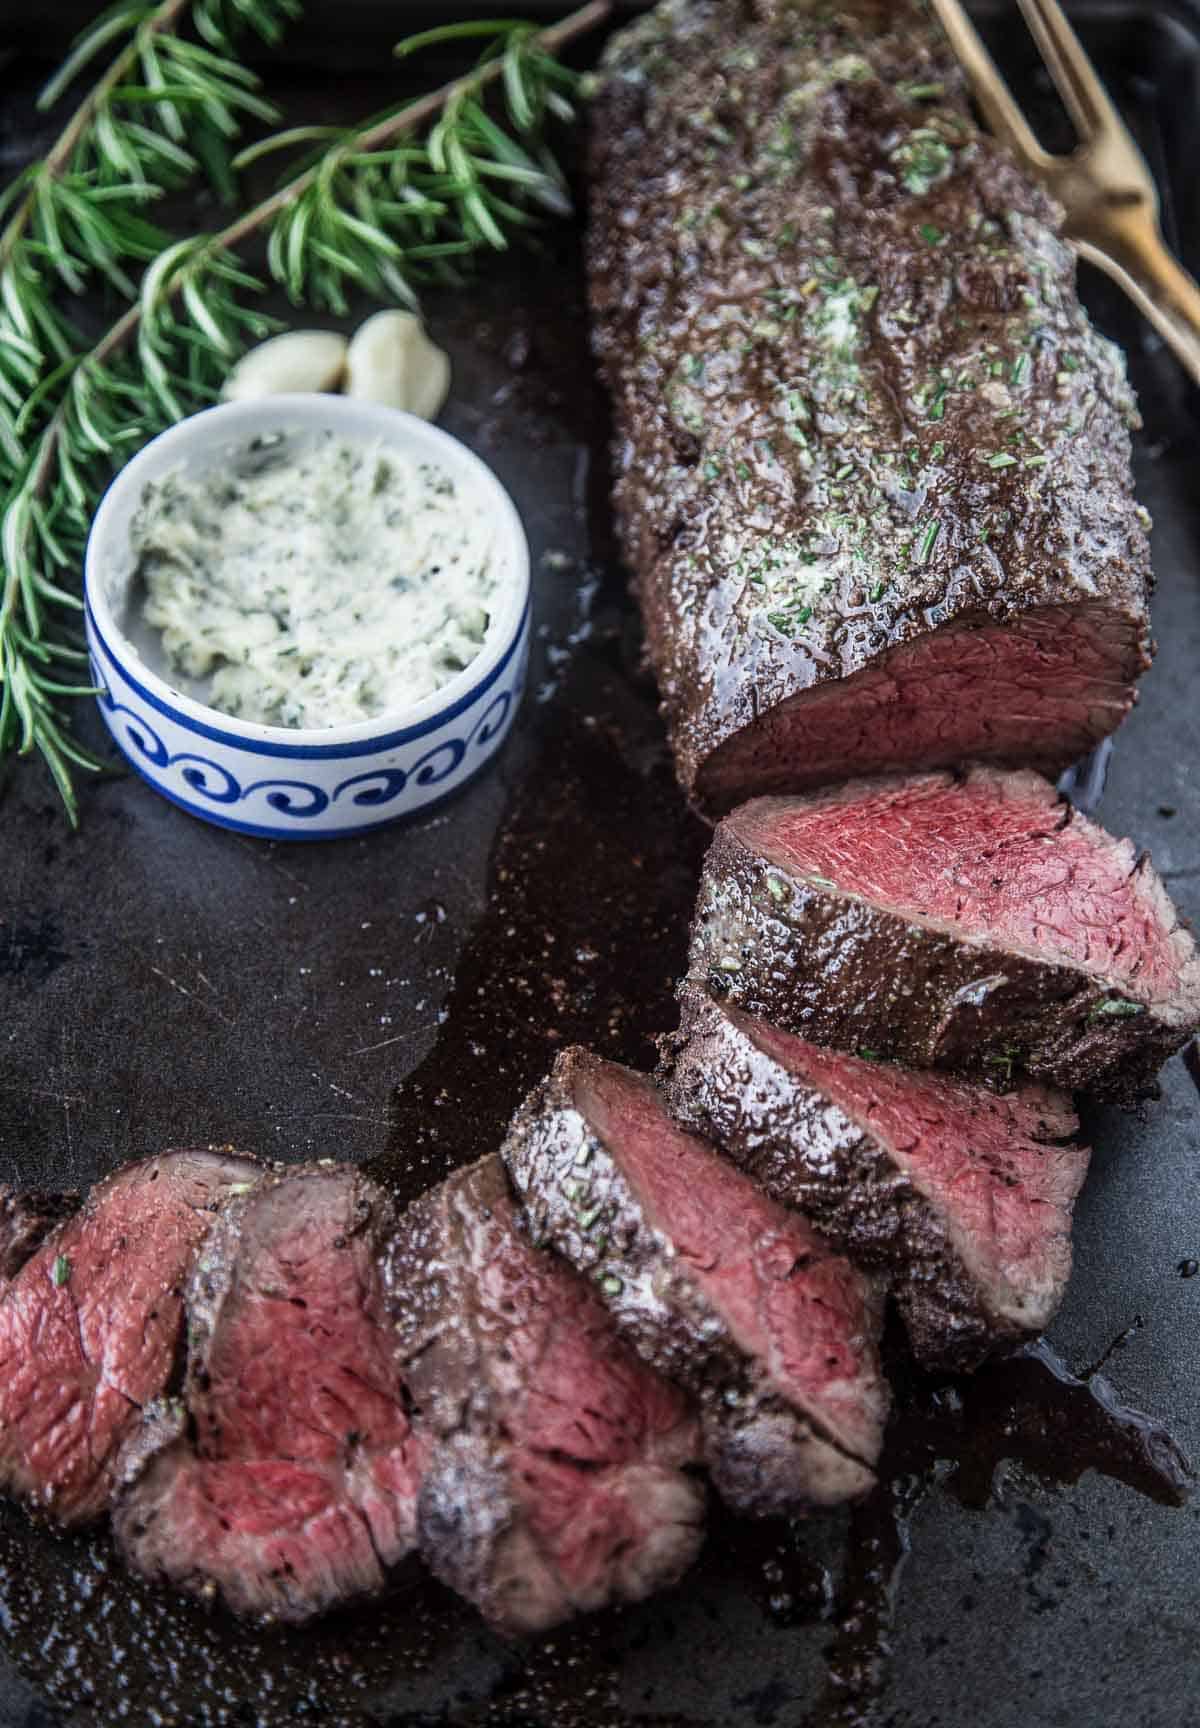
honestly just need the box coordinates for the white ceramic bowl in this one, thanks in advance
[85,395,531,840]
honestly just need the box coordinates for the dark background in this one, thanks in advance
[0,3,1198,1724]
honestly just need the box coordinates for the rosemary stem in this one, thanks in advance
[214,0,612,256]
[0,0,611,645]
[0,0,193,277]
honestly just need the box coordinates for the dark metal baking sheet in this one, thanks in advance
[0,3,1198,1724]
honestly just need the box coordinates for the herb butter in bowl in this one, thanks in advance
[85,396,530,838]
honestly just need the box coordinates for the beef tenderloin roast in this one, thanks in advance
[0,1149,257,1525]
[114,1164,425,1622]
[589,0,1153,812]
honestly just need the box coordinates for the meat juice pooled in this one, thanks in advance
[0,704,1192,1728]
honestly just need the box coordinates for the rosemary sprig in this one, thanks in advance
[258,29,582,312]
[33,0,295,202]
[0,2,608,821]
[0,0,295,470]
[0,0,301,812]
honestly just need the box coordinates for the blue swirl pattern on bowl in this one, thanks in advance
[86,598,531,839]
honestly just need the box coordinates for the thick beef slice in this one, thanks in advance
[114,1165,425,1623]
[590,0,1152,811]
[503,1051,887,1517]
[0,1149,256,1525]
[0,1187,77,1297]
[690,768,1200,1098]
[385,1155,704,1634]
[664,987,1089,1367]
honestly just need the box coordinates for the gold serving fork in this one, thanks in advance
[929,0,1200,385]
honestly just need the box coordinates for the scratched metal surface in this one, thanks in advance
[0,3,1198,1725]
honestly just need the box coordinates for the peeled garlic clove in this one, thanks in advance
[343,310,451,421]
[222,330,348,402]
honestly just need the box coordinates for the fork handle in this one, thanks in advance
[1073,208,1200,390]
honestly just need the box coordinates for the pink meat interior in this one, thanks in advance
[466,1175,701,1606]
[190,1173,424,1570]
[0,1150,254,1524]
[575,1059,886,1465]
[121,1170,429,1621]
[696,603,1142,812]
[734,769,1181,1005]
[138,1453,409,1616]
[740,1012,1090,1322]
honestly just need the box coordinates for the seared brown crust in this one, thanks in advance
[502,1049,886,1516]
[661,985,1087,1369]
[383,1154,704,1635]
[687,773,1200,1101]
[589,0,1153,807]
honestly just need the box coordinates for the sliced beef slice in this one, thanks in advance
[114,1164,425,1623]
[664,986,1090,1368]
[690,767,1200,1100]
[0,1149,256,1526]
[590,0,1152,814]
[0,1186,78,1297]
[502,1051,888,1517]
[385,1154,704,1634]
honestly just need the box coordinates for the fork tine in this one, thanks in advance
[927,0,1051,169]
[1013,0,1129,146]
